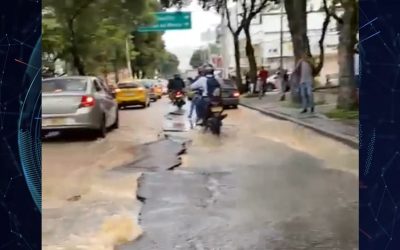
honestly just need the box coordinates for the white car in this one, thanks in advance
[266,72,292,90]
[158,79,169,94]
[266,73,279,86]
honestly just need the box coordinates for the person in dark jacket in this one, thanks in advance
[168,74,185,101]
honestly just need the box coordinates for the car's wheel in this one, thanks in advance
[232,105,238,109]
[97,115,107,138]
[111,109,119,130]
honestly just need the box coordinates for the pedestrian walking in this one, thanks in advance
[257,77,264,99]
[293,54,315,113]
[279,69,289,101]
[245,72,251,93]
[258,66,269,87]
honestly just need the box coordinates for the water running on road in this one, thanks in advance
[42,101,169,250]
[43,98,358,250]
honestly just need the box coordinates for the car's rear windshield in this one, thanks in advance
[222,80,237,89]
[141,81,153,88]
[118,82,141,89]
[42,78,87,93]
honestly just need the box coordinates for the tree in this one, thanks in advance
[331,0,358,110]
[190,49,207,69]
[129,0,174,79]
[160,52,180,77]
[240,0,277,85]
[130,30,167,78]
[283,0,341,103]
[160,0,275,92]
[43,0,149,76]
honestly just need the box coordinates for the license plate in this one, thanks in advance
[42,118,70,126]
[211,106,223,112]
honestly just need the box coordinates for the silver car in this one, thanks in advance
[42,76,119,138]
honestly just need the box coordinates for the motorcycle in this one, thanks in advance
[204,98,227,136]
[173,90,186,109]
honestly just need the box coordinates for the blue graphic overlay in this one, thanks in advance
[0,0,41,249]
[360,1,400,249]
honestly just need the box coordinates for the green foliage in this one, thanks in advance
[190,49,207,69]
[42,0,156,75]
[326,108,359,120]
[159,52,180,77]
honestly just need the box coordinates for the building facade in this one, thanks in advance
[220,0,341,82]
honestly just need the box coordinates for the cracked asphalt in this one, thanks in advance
[118,99,358,250]
[42,98,358,249]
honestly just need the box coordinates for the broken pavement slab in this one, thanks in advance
[118,161,357,250]
[114,137,189,173]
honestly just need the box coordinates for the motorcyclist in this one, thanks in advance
[190,64,222,125]
[188,67,205,119]
[168,73,186,101]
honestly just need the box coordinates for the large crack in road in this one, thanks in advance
[115,104,357,250]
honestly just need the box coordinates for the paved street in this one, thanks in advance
[43,98,358,250]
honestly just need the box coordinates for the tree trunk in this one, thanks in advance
[244,25,258,85]
[337,0,358,110]
[284,0,311,103]
[233,35,244,92]
[284,0,311,61]
[68,20,86,76]
[114,48,120,83]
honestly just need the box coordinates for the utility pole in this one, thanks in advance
[279,1,284,70]
[126,38,133,79]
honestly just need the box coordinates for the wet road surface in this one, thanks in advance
[43,98,358,250]
[119,99,358,250]
[42,101,170,249]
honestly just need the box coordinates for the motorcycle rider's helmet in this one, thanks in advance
[202,63,214,75]
[198,67,204,75]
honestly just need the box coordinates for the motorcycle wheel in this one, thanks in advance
[177,101,183,109]
[209,117,221,136]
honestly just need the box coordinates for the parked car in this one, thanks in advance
[157,79,169,94]
[220,79,240,108]
[141,79,163,100]
[266,73,279,90]
[115,80,151,109]
[42,76,119,138]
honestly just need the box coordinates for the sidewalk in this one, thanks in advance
[239,91,359,148]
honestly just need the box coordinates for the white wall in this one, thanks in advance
[222,0,341,73]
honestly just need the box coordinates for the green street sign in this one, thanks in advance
[138,12,192,32]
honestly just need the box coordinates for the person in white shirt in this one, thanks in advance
[190,64,221,125]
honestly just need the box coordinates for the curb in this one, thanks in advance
[239,103,359,149]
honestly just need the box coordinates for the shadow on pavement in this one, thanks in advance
[42,131,99,143]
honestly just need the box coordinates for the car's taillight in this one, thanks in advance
[80,96,95,108]
[233,92,240,97]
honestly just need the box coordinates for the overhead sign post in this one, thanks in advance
[138,12,192,32]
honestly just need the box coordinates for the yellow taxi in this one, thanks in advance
[115,80,150,109]
[140,79,163,100]
[152,82,163,99]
